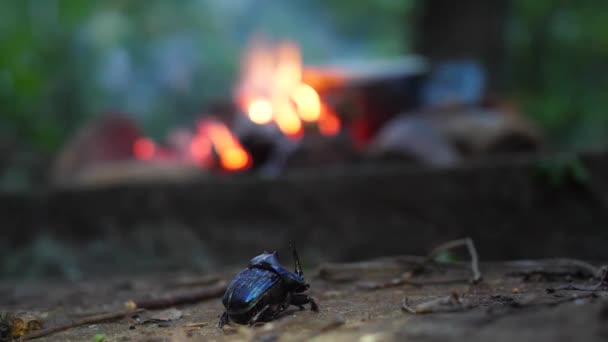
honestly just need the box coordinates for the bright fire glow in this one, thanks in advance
[220,147,250,171]
[199,120,251,171]
[274,42,302,92]
[291,83,321,122]
[237,37,338,137]
[274,101,302,137]
[133,137,156,160]
[248,99,273,124]
[318,106,341,137]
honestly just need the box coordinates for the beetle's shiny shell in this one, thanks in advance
[222,267,285,319]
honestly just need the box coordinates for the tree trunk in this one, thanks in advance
[414,0,510,92]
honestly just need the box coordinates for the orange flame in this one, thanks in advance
[237,37,337,137]
[274,100,303,138]
[199,120,251,171]
[318,105,341,137]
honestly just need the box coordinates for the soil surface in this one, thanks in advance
[2,260,607,341]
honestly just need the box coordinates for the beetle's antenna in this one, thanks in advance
[290,241,303,276]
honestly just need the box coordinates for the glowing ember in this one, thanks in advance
[200,120,251,171]
[291,83,321,122]
[248,99,273,124]
[274,101,303,138]
[318,106,341,137]
[133,137,156,160]
[237,37,339,137]
[220,147,250,171]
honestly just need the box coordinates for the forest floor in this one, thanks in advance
[1,258,607,341]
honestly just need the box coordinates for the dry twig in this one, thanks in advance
[22,281,226,340]
[426,237,481,283]
[506,258,601,281]
[129,280,227,310]
[547,265,608,293]
[22,309,144,340]
[322,237,482,290]
[401,292,469,314]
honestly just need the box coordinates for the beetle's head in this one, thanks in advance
[293,281,310,293]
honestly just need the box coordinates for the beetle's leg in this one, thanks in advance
[248,305,271,326]
[290,294,319,312]
[218,312,229,329]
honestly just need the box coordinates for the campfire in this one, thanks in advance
[131,37,341,173]
[52,37,541,187]
[236,38,341,139]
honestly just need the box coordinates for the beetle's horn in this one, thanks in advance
[291,241,303,276]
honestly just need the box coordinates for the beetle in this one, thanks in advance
[219,244,318,328]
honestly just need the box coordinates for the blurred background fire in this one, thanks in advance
[1,0,607,191]
[1,1,608,281]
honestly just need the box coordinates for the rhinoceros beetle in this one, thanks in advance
[219,244,318,328]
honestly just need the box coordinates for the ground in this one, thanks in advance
[2,260,607,341]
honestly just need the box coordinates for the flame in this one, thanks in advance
[274,42,302,93]
[274,100,303,138]
[220,147,250,171]
[291,83,321,122]
[318,105,341,137]
[133,137,156,160]
[199,120,251,171]
[237,37,338,137]
[248,98,273,124]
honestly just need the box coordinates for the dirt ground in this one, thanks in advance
[1,260,607,342]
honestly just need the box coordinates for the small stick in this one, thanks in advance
[401,297,416,314]
[547,265,608,293]
[22,309,144,340]
[426,237,482,283]
[401,292,467,314]
[23,281,226,340]
[506,258,600,279]
[131,280,227,310]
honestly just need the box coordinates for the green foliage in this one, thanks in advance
[508,1,608,148]
[0,0,96,152]
[93,333,107,342]
[535,156,590,187]
[319,0,415,56]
